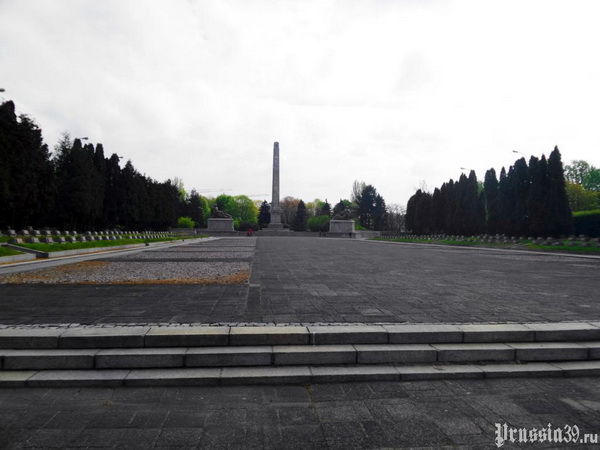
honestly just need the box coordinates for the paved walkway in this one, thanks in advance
[2,377,600,449]
[0,237,599,325]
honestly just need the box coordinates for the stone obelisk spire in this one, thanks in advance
[269,142,283,228]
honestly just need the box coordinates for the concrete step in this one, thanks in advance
[3,361,600,388]
[2,322,600,349]
[1,342,598,370]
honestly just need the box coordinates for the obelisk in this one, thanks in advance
[269,141,283,228]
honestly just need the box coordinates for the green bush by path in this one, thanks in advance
[308,215,330,232]
[177,217,195,228]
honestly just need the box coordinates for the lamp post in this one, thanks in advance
[512,150,526,157]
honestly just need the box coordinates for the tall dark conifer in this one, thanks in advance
[292,200,308,231]
[527,156,550,236]
[547,146,573,236]
[483,169,500,234]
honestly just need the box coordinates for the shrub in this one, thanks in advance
[238,221,259,231]
[354,220,366,231]
[573,209,600,237]
[177,217,195,229]
[308,215,330,232]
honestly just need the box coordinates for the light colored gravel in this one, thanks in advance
[0,261,250,284]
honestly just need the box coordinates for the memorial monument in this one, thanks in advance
[268,142,284,229]
[207,205,234,232]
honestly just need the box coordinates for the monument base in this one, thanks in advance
[207,218,234,232]
[266,223,284,229]
[329,220,355,233]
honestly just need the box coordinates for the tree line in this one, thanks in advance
[256,181,401,232]
[405,147,574,237]
[0,100,205,231]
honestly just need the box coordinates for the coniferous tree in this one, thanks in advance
[373,194,387,231]
[358,185,378,229]
[527,156,550,236]
[496,167,512,235]
[547,146,573,236]
[483,169,500,234]
[292,200,308,231]
[509,158,530,237]
[258,200,270,228]
[430,187,445,233]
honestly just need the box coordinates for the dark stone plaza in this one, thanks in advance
[1,237,600,449]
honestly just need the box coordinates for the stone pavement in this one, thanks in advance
[2,377,600,449]
[0,237,599,325]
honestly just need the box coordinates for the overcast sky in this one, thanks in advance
[2,0,599,206]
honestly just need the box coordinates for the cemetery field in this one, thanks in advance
[0,247,23,257]
[375,237,600,254]
[17,236,187,252]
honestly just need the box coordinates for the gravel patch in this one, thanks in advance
[0,261,250,284]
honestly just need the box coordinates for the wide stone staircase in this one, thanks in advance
[1,322,600,387]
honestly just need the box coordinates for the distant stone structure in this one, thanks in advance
[333,208,352,220]
[268,142,283,229]
[210,205,232,219]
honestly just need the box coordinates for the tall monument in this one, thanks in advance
[268,141,283,228]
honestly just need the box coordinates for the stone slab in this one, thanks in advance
[95,348,186,369]
[220,366,311,385]
[145,326,230,347]
[59,327,150,349]
[477,362,563,378]
[310,365,399,383]
[433,343,515,362]
[384,324,463,344]
[508,342,588,361]
[27,370,129,387]
[125,368,221,386]
[581,342,600,359]
[551,361,600,377]
[186,346,272,367]
[0,370,37,387]
[307,326,387,345]
[458,324,534,342]
[397,364,483,381]
[229,327,309,346]
[207,218,234,232]
[525,323,600,341]
[0,328,63,349]
[272,345,356,365]
[354,344,436,364]
[0,349,97,370]
[0,252,36,264]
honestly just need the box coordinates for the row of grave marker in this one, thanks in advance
[4,230,172,245]
[381,234,600,247]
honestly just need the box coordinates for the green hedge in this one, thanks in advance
[308,215,330,232]
[573,210,600,237]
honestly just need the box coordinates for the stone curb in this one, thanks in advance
[1,322,600,349]
[3,361,600,388]
[0,252,37,264]
[1,341,598,371]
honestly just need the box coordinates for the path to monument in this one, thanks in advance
[0,236,598,325]
[2,377,600,448]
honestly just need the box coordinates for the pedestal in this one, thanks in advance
[207,218,234,232]
[329,220,355,233]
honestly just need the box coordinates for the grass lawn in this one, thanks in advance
[17,237,186,253]
[0,246,24,257]
[373,237,600,254]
